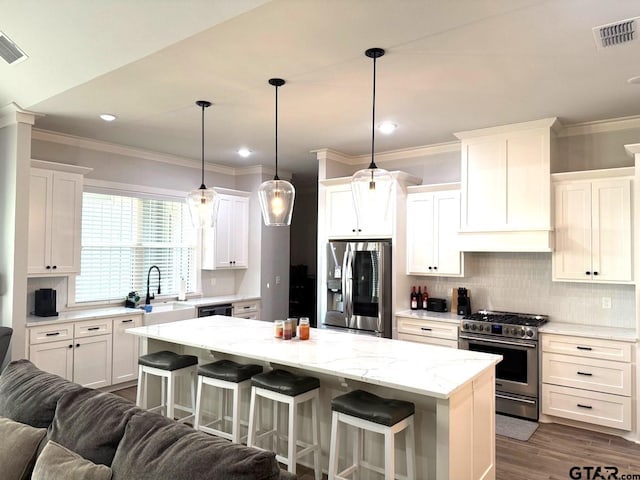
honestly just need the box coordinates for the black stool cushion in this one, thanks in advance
[251,369,319,397]
[138,351,198,371]
[198,360,263,383]
[331,390,415,426]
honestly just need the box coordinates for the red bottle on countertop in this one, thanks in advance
[410,286,418,310]
[422,286,428,310]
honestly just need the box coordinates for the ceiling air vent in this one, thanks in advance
[0,31,28,65]
[593,17,639,50]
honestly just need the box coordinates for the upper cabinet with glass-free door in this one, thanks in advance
[552,168,633,284]
[28,160,92,276]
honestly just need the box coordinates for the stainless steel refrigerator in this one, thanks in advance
[324,240,391,338]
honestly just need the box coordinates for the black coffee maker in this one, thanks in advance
[35,288,58,317]
[456,287,471,316]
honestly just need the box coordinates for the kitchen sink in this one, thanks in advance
[142,302,196,326]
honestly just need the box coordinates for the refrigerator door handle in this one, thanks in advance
[343,245,353,323]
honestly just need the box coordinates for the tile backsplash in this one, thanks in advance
[418,252,636,329]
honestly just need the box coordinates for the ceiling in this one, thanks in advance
[2,0,640,183]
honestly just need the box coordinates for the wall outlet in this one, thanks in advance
[275,275,281,285]
[210,277,216,286]
[602,297,612,309]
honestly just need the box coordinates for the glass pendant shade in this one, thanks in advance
[351,47,394,226]
[351,165,393,225]
[187,100,219,228]
[187,186,220,228]
[258,178,295,226]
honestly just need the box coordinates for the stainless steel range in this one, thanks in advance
[458,310,548,421]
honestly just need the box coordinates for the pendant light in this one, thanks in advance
[187,100,220,228]
[258,78,295,226]
[351,48,393,226]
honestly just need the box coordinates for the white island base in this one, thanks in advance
[128,317,500,480]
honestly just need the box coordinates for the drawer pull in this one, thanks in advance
[577,371,593,376]
[121,319,133,324]
[577,403,593,410]
[576,346,592,351]
[87,327,100,331]
[420,327,432,331]
[45,332,60,337]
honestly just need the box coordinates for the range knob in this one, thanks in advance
[517,328,525,337]
[463,323,470,330]
[525,329,534,338]
[471,324,477,331]
[484,325,491,332]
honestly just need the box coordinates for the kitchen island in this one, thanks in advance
[127,316,501,480]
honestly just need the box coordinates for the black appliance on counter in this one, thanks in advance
[458,310,548,421]
[426,298,447,312]
[34,288,58,317]
[456,287,471,316]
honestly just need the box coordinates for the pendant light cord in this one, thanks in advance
[200,103,206,188]
[274,83,280,181]
[370,53,377,170]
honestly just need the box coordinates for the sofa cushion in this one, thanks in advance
[0,360,82,428]
[32,441,112,480]
[0,416,47,480]
[48,388,141,467]
[111,410,281,480]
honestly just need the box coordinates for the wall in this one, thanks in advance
[411,252,635,328]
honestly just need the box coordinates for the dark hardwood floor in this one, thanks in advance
[113,387,640,479]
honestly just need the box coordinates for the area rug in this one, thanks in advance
[496,414,539,441]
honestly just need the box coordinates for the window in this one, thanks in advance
[75,192,198,304]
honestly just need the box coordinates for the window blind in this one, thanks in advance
[76,192,197,304]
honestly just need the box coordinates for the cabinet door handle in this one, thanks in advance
[68,344,73,349]
[433,266,438,270]
[46,266,51,269]
[576,346,592,351]
[593,271,599,276]
[577,403,593,409]
[585,271,591,275]
[75,343,80,348]
[88,327,100,331]
[52,265,57,269]
[121,319,133,324]
[420,327,432,331]
[577,371,593,376]
[45,332,60,337]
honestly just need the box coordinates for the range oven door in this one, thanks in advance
[459,333,539,419]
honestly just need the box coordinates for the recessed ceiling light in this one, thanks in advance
[238,148,252,158]
[99,114,117,122]
[377,121,397,134]
[628,76,640,84]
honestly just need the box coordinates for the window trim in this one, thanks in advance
[67,179,202,308]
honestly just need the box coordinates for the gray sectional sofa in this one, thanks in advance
[0,360,296,480]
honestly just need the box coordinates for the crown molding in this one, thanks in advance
[559,115,640,137]
[32,128,238,176]
[0,102,43,128]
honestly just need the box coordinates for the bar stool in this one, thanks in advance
[247,369,321,480]
[194,359,263,443]
[328,389,416,480]
[136,351,198,422]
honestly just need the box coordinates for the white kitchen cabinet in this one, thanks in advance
[454,118,558,251]
[28,316,120,389]
[112,316,142,384]
[553,170,632,283]
[202,191,250,270]
[325,182,392,238]
[396,315,458,348]
[28,168,84,276]
[406,186,463,276]
[232,300,261,319]
[541,333,633,431]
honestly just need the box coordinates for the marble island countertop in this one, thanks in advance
[127,316,501,399]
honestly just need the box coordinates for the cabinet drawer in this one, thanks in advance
[397,317,458,341]
[398,332,458,348]
[233,301,260,314]
[542,383,631,431]
[29,322,74,345]
[543,353,631,396]
[234,312,258,320]
[541,334,632,362]
[74,319,112,338]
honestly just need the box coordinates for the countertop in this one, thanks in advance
[539,322,637,342]
[395,309,462,324]
[26,295,261,327]
[127,316,501,399]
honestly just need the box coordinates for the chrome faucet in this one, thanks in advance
[145,265,161,305]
